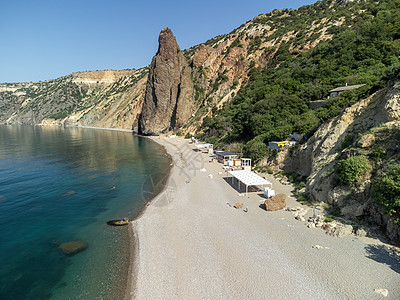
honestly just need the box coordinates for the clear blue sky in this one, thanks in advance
[0,0,317,83]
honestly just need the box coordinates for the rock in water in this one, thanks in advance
[139,27,194,135]
[59,240,88,255]
[264,194,286,211]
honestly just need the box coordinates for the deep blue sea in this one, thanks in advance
[0,125,170,299]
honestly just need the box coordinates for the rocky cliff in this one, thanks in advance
[0,68,147,129]
[138,28,194,135]
[265,82,400,241]
[1,1,347,132]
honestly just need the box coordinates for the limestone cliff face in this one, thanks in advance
[0,69,147,129]
[138,28,194,135]
[265,83,400,240]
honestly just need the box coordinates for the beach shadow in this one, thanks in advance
[364,244,400,274]
[222,177,245,193]
[259,203,266,211]
[256,193,266,199]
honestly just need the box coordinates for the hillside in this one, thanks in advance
[0,68,148,129]
[195,0,400,241]
[1,0,399,240]
[1,0,368,131]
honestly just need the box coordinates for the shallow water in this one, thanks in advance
[0,125,170,299]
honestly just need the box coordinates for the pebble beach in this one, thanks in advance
[130,136,400,299]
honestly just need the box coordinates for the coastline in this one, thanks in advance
[125,135,173,300]
[130,135,400,299]
[19,124,171,299]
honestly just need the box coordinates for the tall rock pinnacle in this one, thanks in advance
[138,28,194,135]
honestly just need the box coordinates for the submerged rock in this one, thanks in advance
[59,240,88,255]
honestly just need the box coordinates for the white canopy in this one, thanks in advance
[228,170,271,196]
[195,143,213,149]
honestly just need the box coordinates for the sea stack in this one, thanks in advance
[138,27,194,135]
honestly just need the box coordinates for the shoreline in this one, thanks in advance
[130,135,400,299]
[125,135,173,300]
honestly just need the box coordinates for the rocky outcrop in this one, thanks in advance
[358,134,375,148]
[138,28,194,135]
[265,83,400,241]
[0,69,147,129]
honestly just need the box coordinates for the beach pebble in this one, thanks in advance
[295,216,306,222]
[374,288,388,297]
[208,174,213,179]
[286,207,298,212]
[322,223,333,231]
[312,245,329,250]
[200,168,206,172]
[307,222,316,228]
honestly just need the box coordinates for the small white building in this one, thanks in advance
[195,143,213,154]
[241,158,252,171]
[328,84,365,98]
[214,150,239,164]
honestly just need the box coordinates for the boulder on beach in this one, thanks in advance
[329,224,353,238]
[234,202,244,209]
[59,240,88,255]
[264,194,286,211]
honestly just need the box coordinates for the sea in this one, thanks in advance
[0,125,171,299]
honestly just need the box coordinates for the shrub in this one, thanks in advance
[195,133,205,140]
[324,216,335,223]
[372,164,400,223]
[369,148,386,159]
[336,156,370,185]
[244,138,268,163]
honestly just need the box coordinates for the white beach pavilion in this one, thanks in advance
[228,170,272,196]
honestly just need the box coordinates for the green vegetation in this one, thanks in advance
[336,156,370,185]
[332,125,400,223]
[198,0,400,162]
[49,110,71,120]
[372,164,400,223]
[324,216,335,223]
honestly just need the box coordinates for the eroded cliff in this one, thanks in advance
[138,28,194,135]
[0,68,147,129]
[265,82,400,241]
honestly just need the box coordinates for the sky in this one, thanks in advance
[0,0,317,83]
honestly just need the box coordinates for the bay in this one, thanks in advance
[0,125,170,299]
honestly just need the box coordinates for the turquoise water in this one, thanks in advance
[0,125,170,299]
